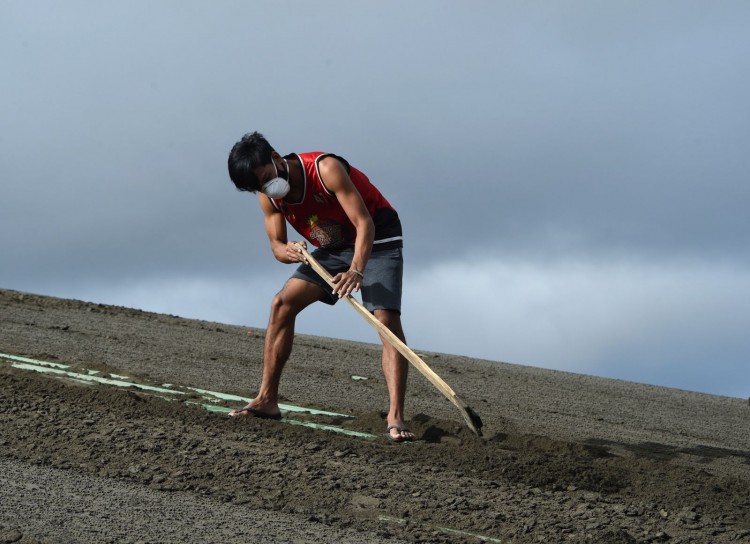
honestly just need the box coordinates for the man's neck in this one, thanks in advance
[282,155,304,204]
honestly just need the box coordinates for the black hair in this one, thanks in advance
[227,131,275,192]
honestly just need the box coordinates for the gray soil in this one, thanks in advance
[1,287,749,543]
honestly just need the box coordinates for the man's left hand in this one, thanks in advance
[331,269,363,299]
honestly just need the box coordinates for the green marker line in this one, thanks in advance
[199,404,375,439]
[281,418,375,439]
[187,386,354,418]
[10,362,185,395]
[0,353,69,369]
[1,354,353,418]
[2,353,373,440]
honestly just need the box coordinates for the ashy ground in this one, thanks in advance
[1,288,749,543]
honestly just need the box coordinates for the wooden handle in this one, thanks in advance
[296,244,482,435]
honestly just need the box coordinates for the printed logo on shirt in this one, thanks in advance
[307,215,344,247]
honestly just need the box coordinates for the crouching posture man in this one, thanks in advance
[226,131,414,442]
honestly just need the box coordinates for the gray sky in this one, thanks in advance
[2,1,748,398]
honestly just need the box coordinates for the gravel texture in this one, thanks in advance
[1,288,749,543]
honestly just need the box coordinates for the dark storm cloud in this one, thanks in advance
[2,1,748,397]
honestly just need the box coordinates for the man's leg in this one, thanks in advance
[374,309,416,441]
[230,278,325,418]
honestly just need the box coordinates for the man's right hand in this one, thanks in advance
[286,241,309,264]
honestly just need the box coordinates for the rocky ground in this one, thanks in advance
[1,287,749,543]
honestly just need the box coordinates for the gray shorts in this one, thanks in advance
[292,247,403,313]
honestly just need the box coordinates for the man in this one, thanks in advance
[226,132,415,442]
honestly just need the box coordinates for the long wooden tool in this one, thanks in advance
[297,244,483,436]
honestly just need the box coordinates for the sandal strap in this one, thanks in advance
[386,424,410,433]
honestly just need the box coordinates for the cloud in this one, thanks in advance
[2,1,749,398]
[401,256,750,398]
[54,254,748,399]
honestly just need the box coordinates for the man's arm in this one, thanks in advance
[258,194,308,264]
[318,156,375,297]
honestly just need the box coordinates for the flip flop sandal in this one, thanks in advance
[385,424,414,442]
[228,407,282,420]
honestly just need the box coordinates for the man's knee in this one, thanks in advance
[375,309,405,338]
[270,280,323,320]
[270,291,299,321]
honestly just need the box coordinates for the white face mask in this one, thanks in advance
[261,159,291,199]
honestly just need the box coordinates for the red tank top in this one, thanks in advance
[269,152,403,250]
